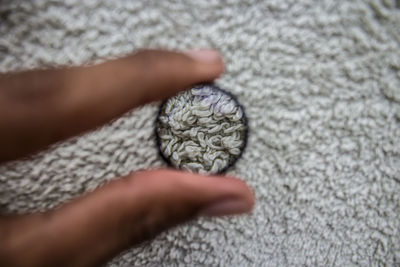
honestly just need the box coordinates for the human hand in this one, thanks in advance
[0,50,254,267]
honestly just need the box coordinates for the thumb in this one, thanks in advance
[0,170,254,267]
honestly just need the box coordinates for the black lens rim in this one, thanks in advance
[154,83,249,174]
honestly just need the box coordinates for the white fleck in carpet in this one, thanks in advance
[1,0,400,266]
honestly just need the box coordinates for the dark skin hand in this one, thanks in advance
[0,49,254,267]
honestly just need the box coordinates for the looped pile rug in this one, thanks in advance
[0,0,399,266]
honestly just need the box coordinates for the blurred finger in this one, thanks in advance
[0,49,224,162]
[0,170,253,267]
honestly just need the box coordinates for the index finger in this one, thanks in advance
[0,49,224,162]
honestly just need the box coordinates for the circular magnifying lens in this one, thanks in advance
[155,84,248,174]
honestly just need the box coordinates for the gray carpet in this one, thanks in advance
[1,0,400,266]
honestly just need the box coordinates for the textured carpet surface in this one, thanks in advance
[157,85,248,174]
[1,0,400,266]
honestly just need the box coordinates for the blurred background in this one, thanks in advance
[0,0,399,266]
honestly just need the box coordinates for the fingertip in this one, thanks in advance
[185,49,225,79]
[159,170,255,216]
[198,175,255,217]
[185,50,223,64]
[187,173,255,217]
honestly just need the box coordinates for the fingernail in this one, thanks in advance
[185,50,222,64]
[200,198,252,217]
